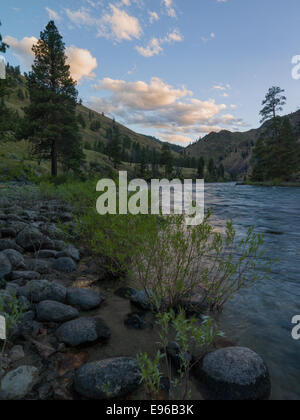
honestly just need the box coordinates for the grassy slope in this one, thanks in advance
[2,73,188,180]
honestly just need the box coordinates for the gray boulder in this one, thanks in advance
[115,287,153,311]
[2,249,25,270]
[52,257,77,273]
[18,280,67,303]
[56,317,110,347]
[25,259,50,275]
[0,227,17,238]
[36,300,79,323]
[74,358,140,399]
[0,252,12,280]
[34,250,57,259]
[197,347,271,400]
[11,271,41,281]
[0,239,23,252]
[66,288,104,311]
[16,226,53,251]
[56,244,80,262]
[0,366,39,400]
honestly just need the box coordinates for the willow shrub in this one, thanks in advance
[66,181,269,312]
[34,179,270,312]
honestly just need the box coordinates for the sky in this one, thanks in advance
[1,0,300,146]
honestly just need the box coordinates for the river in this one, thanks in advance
[200,183,300,400]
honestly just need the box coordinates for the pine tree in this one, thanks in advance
[260,86,286,169]
[277,118,300,180]
[23,21,84,176]
[208,158,216,181]
[197,157,205,178]
[0,21,8,53]
[161,144,173,177]
[110,125,121,168]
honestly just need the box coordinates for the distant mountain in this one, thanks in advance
[184,110,300,180]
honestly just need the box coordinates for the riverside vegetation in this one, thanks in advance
[0,19,278,400]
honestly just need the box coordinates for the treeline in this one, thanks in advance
[251,87,300,182]
[0,21,24,137]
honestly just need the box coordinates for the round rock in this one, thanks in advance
[37,300,79,323]
[66,288,104,311]
[198,347,271,400]
[52,257,77,273]
[0,366,39,400]
[18,280,67,303]
[74,358,140,399]
[2,249,25,270]
[0,252,12,280]
[56,317,110,347]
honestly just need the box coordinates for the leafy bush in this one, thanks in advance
[138,307,222,400]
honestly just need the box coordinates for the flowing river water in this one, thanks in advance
[196,183,300,400]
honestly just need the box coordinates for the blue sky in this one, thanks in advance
[1,0,300,145]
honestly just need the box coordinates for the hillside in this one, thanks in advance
[185,110,300,180]
[1,66,195,181]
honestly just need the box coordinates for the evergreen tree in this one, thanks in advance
[139,148,147,177]
[23,21,84,176]
[0,21,8,53]
[161,143,173,177]
[277,118,300,179]
[208,158,217,181]
[260,86,286,169]
[217,163,225,180]
[0,21,14,134]
[110,125,121,168]
[197,157,205,178]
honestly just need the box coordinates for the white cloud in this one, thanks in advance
[93,77,192,109]
[163,0,177,18]
[66,46,98,82]
[98,5,142,42]
[149,11,159,24]
[65,7,97,26]
[88,76,242,145]
[3,35,38,67]
[4,36,98,82]
[45,7,61,21]
[136,29,183,57]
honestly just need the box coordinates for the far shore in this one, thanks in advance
[236,181,300,188]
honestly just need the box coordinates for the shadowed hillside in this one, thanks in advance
[185,110,300,180]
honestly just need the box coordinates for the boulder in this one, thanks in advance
[25,259,50,275]
[124,312,147,330]
[52,257,77,273]
[115,287,153,311]
[0,239,23,253]
[56,244,80,262]
[34,250,57,259]
[74,358,140,399]
[0,366,39,400]
[56,317,110,347]
[36,300,79,323]
[16,226,53,252]
[0,227,17,238]
[9,345,25,363]
[2,249,25,270]
[18,280,67,303]
[66,288,104,311]
[0,252,12,280]
[197,347,271,401]
[11,271,41,281]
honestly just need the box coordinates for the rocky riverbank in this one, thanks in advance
[0,184,271,400]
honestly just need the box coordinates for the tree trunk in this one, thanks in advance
[51,139,58,177]
[273,110,281,170]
